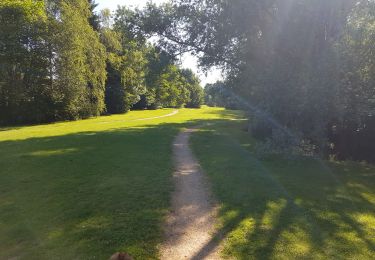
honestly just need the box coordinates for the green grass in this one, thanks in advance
[2,108,374,259]
[0,107,239,259]
[191,119,375,259]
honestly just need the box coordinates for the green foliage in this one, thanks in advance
[205,81,239,109]
[101,7,202,114]
[0,1,203,125]
[87,0,100,31]
[331,0,375,161]
[155,65,187,108]
[341,0,375,119]
[49,0,107,120]
[138,0,375,161]
[151,66,204,109]
[0,0,106,124]
[0,0,51,124]
[141,46,175,109]
[102,18,146,114]
[180,69,204,108]
[103,35,147,113]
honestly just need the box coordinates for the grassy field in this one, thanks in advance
[191,119,375,259]
[1,107,374,259]
[0,107,239,259]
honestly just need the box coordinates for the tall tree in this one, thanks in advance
[0,0,107,124]
[48,0,107,120]
[131,0,375,161]
[101,8,147,114]
[331,0,375,161]
[0,0,51,124]
[180,69,203,108]
[88,0,100,31]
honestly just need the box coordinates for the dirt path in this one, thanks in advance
[160,128,221,260]
[133,110,179,121]
[99,110,179,124]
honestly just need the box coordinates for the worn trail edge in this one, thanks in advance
[99,110,179,124]
[160,128,221,260]
[133,110,179,121]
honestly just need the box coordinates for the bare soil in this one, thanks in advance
[159,128,222,260]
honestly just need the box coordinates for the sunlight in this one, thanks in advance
[260,199,287,230]
[28,148,79,157]
[1,0,374,258]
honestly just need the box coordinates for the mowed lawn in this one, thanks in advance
[191,120,375,259]
[1,107,375,259]
[0,107,239,259]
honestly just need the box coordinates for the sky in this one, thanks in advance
[95,0,222,86]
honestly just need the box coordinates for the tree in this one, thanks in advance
[204,82,238,109]
[140,46,175,109]
[88,0,100,31]
[132,0,375,161]
[180,69,203,108]
[0,0,107,124]
[155,65,187,108]
[101,8,147,114]
[330,0,375,161]
[99,6,203,113]
[0,0,205,126]
[48,0,107,120]
[0,0,52,124]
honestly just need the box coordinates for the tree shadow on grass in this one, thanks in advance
[1,114,374,259]
[0,121,184,259]
[190,121,375,259]
[0,115,242,260]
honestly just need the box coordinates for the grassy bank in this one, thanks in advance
[191,119,375,259]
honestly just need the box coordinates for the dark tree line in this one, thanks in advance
[204,82,239,110]
[0,0,203,125]
[131,0,375,162]
[2,0,374,162]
